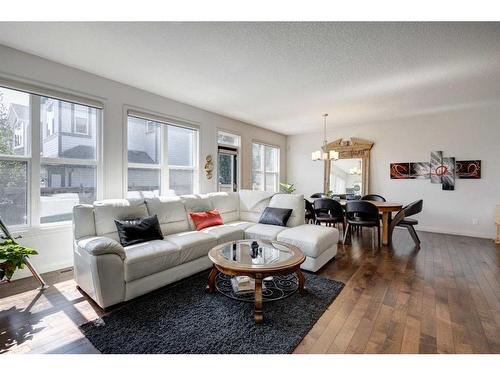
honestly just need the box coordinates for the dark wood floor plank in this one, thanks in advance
[0,230,498,354]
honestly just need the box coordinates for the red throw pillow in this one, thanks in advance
[189,209,224,231]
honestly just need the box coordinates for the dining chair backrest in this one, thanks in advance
[346,194,361,201]
[305,199,315,214]
[313,198,344,218]
[345,200,379,221]
[304,198,316,222]
[361,194,386,202]
[390,199,424,229]
[310,193,327,198]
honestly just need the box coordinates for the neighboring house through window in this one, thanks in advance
[74,104,90,135]
[14,121,24,149]
[0,85,101,228]
[127,112,198,198]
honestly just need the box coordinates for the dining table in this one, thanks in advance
[338,199,403,245]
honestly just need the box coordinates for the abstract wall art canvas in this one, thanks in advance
[390,163,410,179]
[456,160,481,179]
[390,153,480,190]
[409,162,430,179]
[441,157,455,191]
[430,151,443,183]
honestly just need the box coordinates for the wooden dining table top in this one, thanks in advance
[338,199,403,211]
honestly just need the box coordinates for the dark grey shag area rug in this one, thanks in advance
[79,271,344,354]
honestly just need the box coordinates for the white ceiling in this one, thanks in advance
[0,22,499,135]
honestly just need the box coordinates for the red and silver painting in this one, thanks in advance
[456,160,481,179]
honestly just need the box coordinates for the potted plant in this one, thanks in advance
[279,182,296,194]
[0,240,38,282]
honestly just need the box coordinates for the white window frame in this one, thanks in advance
[0,83,103,232]
[251,141,280,192]
[125,108,199,197]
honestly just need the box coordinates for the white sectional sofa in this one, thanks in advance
[72,190,339,308]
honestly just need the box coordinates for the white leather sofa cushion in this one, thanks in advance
[76,236,126,259]
[164,231,217,263]
[207,192,240,223]
[200,224,244,244]
[239,189,275,223]
[73,204,96,239]
[181,195,213,230]
[245,223,287,240]
[269,193,305,227]
[145,196,189,235]
[223,221,255,231]
[277,224,339,258]
[124,239,181,282]
[93,199,149,241]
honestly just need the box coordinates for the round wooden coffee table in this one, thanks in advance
[207,239,306,323]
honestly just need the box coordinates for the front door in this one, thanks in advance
[218,147,237,192]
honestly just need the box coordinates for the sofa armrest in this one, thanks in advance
[76,236,126,259]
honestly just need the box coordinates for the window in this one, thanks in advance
[217,130,240,148]
[0,85,101,228]
[0,87,30,226]
[252,142,279,192]
[127,116,161,197]
[168,125,197,196]
[127,113,198,198]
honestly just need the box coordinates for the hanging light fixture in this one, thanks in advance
[312,114,339,161]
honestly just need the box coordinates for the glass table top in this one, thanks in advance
[216,240,295,267]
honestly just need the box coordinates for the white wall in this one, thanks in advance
[0,45,286,279]
[287,102,500,239]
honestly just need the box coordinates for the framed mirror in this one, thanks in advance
[323,138,374,196]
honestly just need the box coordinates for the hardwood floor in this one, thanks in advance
[1,229,499,354]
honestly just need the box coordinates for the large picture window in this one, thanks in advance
[127,113,198,198]
[0,85,101,228]
[252,142,279,192]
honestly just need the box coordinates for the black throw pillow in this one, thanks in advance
[258,207,293,227]
[114,214,164,247]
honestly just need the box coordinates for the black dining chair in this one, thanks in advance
[310,192,328,198]
[304,199,316,224]
[343,200,381,251]
[361,194,386,221]
[313,198,345,231]
[389,200,423,247]
[361,194,386,202]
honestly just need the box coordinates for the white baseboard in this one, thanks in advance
[410,226,494,240]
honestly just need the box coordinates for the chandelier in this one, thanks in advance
[311,114,339,161]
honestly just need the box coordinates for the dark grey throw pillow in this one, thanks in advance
[258,207,293,227]
[114,214,164,247]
